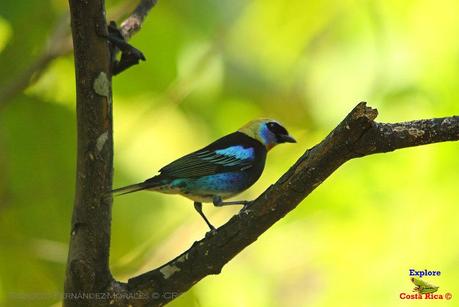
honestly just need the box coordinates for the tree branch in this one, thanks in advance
[0,15,72,107]
[119,0,158,40]
[119,102,459,306]
[61,0,459,305]
[0,0,157,109]
[63,1,159,306]
[64,0,113,306]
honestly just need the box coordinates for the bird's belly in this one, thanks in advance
[156,172,255,203]
[182,193,238,203]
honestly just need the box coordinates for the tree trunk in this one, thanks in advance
[64,0,114,305]
[61,1,459,306]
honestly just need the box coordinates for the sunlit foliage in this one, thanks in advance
[1,0,458,306]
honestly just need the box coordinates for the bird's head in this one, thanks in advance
[238,119,296,150]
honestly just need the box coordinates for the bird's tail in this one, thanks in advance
[111,175,166,196]
[111,182,148,196]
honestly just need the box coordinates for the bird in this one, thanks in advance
[111,119,296,230]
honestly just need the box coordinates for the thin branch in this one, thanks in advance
[0,15,72,107]
[0,0,158,109]
[120,0,159,40]
[115,102,459,306]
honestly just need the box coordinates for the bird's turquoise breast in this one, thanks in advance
[167,172,253,202]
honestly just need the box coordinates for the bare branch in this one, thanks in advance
[355,117,459,154]
[0,0,158,109]
[120,0,159,40]
[117,102,459,306]
[0,15,72,107]
[56,0,459,305]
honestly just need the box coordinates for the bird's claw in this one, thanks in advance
[241,201,253,211]
[205,226,217,238]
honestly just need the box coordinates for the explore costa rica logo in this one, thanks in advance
[399,269,452,300]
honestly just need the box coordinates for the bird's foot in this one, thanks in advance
[194,202,217,233]
[241,201,254,211]
[205,227,217,238]
[104,21,146,75]
[213,196,252,207]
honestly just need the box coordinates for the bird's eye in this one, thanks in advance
[267,122,288,135]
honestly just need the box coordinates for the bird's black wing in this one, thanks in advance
[159,132,264,178]
[159,148,254,178]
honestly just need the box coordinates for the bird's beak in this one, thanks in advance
[279,134,296,143]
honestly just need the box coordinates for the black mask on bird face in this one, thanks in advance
[266,121,296,144]
[238,119,296,150]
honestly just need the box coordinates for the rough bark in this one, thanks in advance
[63,0,459,306]
[64,0,113,306]
[64,0,159,306]
[120,103,459,306]
[120,0,158,40]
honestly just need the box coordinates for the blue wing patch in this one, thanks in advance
[160,146,255,178]
[214,146,254,160]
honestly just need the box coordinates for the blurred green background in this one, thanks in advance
[1,0,458,306]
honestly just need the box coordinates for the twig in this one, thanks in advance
[120,0,158,40]
[0,0,158,109]
[109,102,459,306]
[0,15,72,107]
